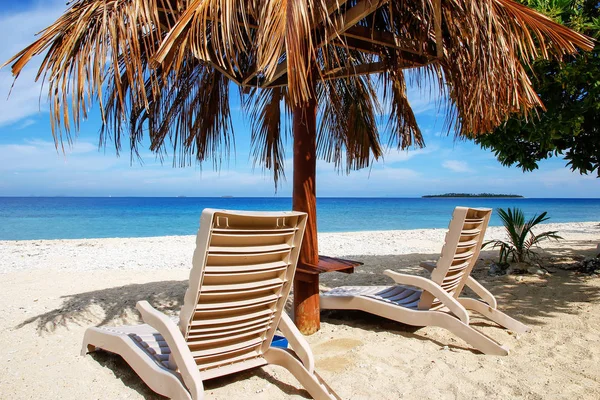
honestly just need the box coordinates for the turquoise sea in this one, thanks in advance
[0,197,599,240]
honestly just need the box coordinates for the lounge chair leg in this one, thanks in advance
[435,313,510,356]
[81,329,98,356]
[264,347,340,400]
[82,344,96,355]
[459,298,531,334]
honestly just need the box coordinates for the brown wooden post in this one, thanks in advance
[292,89,320,335]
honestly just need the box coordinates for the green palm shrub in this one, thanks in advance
[483,208,562,265]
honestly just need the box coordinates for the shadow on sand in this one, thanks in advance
[14,246,600,397]
[16,280,188,332]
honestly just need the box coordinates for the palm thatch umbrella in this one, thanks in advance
[5,0,592,333]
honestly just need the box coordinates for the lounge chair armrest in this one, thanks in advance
[277,313,315,373]
[419,262,497,309]
[136,301,204,400]
[465,277,497,309]
[419,261,436,273]
[383,270,469,324]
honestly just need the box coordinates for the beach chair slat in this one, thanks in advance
[211,214,300,231]
[196,349,265,375]
[192,346,264,370]
[381,287,420,302]
[188,323,274,340]
[188,315,274,336]
[464,217,485,224]
[198,284,285,301]
[194,293,281,310]
[206,250,291,266]
[135,339,168,348]
[399,299,420,309]
[452,250,475,261]
[441,281,461,292]
[209,232,294,248]
[211,227,298,234]
[188,308,275,328]
[189,337,264,358]
[202,269,287,286]
[211,232,296,238]
[145,346,172,355]
[187,325,272,345]
[131,333,167,342]
[442,271,467,285]
[198,277,285,292]
[192,299,279,320]
[449,260,471,271]
[204,260,290,273]
[208,243,293,254]
[388,290,422,304]
[457,239,479,248]
[460,228,481,235]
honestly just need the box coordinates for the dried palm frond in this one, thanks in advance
[2,0,594,183]
[126,60,234,169]
[381,68,423,150]
[244,86,290,186]
[317,74,383,173]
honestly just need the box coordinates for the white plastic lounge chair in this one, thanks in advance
[320,207,530,356]
[82,209,339,399]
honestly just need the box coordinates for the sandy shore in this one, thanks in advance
[1,221,599,399]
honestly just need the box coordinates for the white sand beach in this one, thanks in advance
[1,221,599,399]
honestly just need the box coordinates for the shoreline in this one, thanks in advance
[1,220,598,242]
[1,221,598,274]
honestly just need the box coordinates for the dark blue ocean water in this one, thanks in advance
[0,197,599,240]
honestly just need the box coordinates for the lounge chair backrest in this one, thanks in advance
[177,209,307,378]
[418,207,492,310]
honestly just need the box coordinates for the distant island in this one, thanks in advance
[423,193,524,198]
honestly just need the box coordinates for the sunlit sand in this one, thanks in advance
[1,221,599,399]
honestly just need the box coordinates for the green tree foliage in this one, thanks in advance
[483,208,562,264]
[475,0,600,176]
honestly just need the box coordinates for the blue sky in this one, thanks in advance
[0,0,598,198]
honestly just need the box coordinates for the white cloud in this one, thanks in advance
[1,137,600,198]
[0,67,47,126]
[15,118,37,129]
[0,1,68,127]
[379,145,439,164]
[442,160,472,173]
[0,138,290,196]
[0,139,116,172]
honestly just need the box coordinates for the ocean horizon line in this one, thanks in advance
[2,195,600,200]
